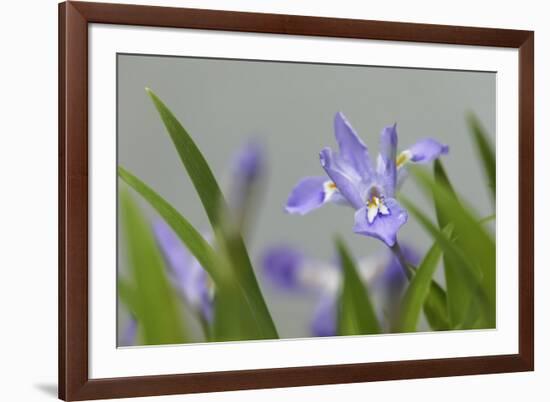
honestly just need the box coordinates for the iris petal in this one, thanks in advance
[285,176,332,215]
[353,198,408,246]
[407,138,449,164]
[320,148,364,209]
[378,124,398,197]
[334,112,374,179]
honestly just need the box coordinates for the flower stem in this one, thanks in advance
[391,241,414,280]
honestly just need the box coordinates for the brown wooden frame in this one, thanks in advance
[59,1,534,400]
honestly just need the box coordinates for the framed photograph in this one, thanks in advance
[59,1,534,400]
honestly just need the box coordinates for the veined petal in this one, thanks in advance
[378,124,398,196]
[406,138,449,164]
[353,198,408,246]
[285,176,335,215]
[320,147,364,209]
[334,112,374,178]
[311,294,337,337]
[262,245,305,290]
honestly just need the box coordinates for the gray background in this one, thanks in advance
[117,54,495,341]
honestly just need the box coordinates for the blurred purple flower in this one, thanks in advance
[121,316,138,346]
[285,112,448,247]
[227,140,266,233]
[231,140,265,183]
[262,244,418,336]
[262,246,305,290]
[154,220,214,322]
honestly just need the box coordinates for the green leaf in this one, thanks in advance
[396,234,445,332]
[400,193,495,327]
[118,278,140,317]
[479,214,496,225]
[146,88,225,227]
[118,167,222,284]
[467,113,496,200]
[424,281,451,331]
[144,89,278,339]
[120,189,187,345]
[119,168,277,340]
[433,160,472,328]
[210,228,276,341]
[336,237,380,335]
[412,168,495,320]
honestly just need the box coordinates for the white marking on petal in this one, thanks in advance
[367,203,379,223]
[396,150,412,169]
[323,180,338,202]
[379,202,390,215]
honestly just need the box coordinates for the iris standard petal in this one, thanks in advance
[353,198,408,246]
[311,294,337,337]
[285,176,331,215]
[262,245,305,290]
[378,124,398,196]
[334,112,374,178]
[407,138,449,164]
[320,148,364,209]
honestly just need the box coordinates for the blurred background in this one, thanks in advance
[117,53,495,343]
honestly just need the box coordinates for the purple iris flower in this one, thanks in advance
[151,141,265,324]
[262,244,418,336]
[285,112,448,247]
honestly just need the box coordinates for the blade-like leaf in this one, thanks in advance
[118,278,140,317]
[433,160,471,328]
[411,167,495,324]
[424,281,451,331]
[118,167,222,284]
[146,88,225,227]
[400,195,495,327]
[336,237,380,335]
[119,167,277,340]
[467,113,496,200]
[479,214,496,225]
[120,189,187,345]
[210,227,276,341]
[146,89,278,339]
[396,227,450,332]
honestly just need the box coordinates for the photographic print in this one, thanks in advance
[59,3,534,399]
[116,54,496,346]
